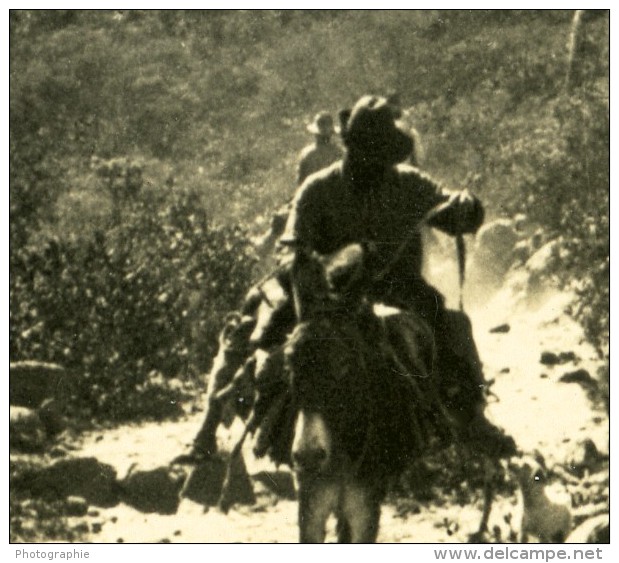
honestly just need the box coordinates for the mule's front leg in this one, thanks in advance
[336,518,351,543]
[297,476,339,543]
[340,481,381,543]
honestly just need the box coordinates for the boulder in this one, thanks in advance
[10,399,66,453]
[37,398,66,437]
[472,219,520,279]
[466,219,526,302]
[476,219,520,261]
[10,361,66,409]
[559,369,596,388]
[540,351,578,366]
[13,457,119,507]
[489,323,510,334]
[540,351,561,366]
[119,465,187,515]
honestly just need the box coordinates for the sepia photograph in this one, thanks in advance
[8,7,610,546]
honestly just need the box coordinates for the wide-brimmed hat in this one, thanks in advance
[307,111,337,136]
[339,95,413,164]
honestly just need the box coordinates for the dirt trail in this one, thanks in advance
[64,270,608,544]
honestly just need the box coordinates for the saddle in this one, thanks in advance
[218,282,459,468]
[214,239,491,466]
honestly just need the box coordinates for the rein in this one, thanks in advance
[372,224,467,312]
[456,234,466,311]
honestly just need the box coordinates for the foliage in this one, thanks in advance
[9,129,66,252]
[492,86,609,353]
[9,9,609,423]
[10,179,257,421]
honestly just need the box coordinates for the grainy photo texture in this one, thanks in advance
[9,9,609,544]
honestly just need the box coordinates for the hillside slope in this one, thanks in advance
[9,10,609,419]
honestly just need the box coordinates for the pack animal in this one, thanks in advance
[283,245,454,542]
[286,313,441,541]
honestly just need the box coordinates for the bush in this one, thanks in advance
[494,87,609,354]
[10,10,609,415]
[10,180,257,422]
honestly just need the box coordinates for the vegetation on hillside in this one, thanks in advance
[9,10,609,422]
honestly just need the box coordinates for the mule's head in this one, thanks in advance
[285,319,373,475]
[292,243,368,322]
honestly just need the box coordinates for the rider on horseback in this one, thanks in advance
[176,94,514,465]
[282,94,514,455]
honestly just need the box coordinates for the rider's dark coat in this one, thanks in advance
[281,159,483,317]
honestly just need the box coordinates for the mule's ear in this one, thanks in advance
[322,244,366,298]
[338,108,352,137]
[291,246,330,322]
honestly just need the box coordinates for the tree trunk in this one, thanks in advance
[565,10,586,92]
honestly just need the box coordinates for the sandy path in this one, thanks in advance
[69,275,607,544]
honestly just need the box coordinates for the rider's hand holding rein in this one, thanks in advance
[426,188,485,237]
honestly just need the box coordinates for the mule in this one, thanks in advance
[284,244,451,542]
[286,315,436,542]
[217,244,509,541]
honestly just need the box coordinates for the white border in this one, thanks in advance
[3,5,615,559]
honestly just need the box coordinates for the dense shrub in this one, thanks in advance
[10,180,257,422]
[9,130,66,252]
[493,86,609,353]
[9,10,609,422]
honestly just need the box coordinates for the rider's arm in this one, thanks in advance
[279,179,326,320]
[296,146,314,186]
[402,167,484,236]
[297,160,308,186]
[279,175,323,250]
